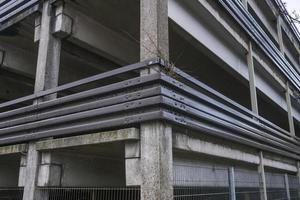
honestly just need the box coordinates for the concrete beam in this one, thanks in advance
[36,128,139,150]
[0,144,27,155]
[64,4,139,65]
[173,133,298,172]
[173,132,259,164]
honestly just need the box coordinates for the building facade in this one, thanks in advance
[0,0,300,199]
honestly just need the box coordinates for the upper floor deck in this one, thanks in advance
[0,0,300,162]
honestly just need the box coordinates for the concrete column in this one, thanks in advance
[284,174,291,200]
[21,143,42,200]
[228,167,236,200]
[277,16,285,54]
[140,122,173,200]
[285,83,295,137]
[21,1,64,200]
[258,151,268,200]
[247,41,259,115]
[34,0,62,101]
[140,0,169,75]
[139,1,173,199]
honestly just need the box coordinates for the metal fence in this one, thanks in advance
[288,175,300,200]
[0,187,23,200]
[173,163,300,200]
[265,172,288,200]
[36,187,140,200]
[235,168,261,200]
[173,164,230,200]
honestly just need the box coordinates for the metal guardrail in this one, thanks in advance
[218,0,300,93]
[0,58,300,159]
[0,0,40,31]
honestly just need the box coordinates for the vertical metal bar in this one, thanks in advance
[258,151,268,200]
[285,174,291,200]
[228,167,236,200]
[247,41,259,115]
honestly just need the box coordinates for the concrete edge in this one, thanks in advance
[36,128,140,151]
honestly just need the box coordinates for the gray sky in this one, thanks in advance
[284,0,300,30]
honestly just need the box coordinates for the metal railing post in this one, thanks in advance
[228,166,236,200]
[285,174,291,200]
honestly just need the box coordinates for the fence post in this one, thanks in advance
[258,151,268,200]
[228,167,236,200]
[284,174,291,200]
[297,162,300,198]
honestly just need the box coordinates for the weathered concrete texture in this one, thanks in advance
[173,132,298,172]
[37,152,62,187]
[125,140,141,186]
[173,132,259,164]
[140,122,173,200]
[140,0,169,61]
[36,128,139,150]
[0,144,27,155]
[22,142,41,200]
[64,4,138,64]
[34,0,61,101]
[22,1,63,199]
[247,41,259,115]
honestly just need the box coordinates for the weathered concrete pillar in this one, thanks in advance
[140,0,169,74]
[140,122,173,200]
[21,143,42,200]
[277,16,285,54]
[21,1,66,200]
[247,41,259,115]
[34,0,62,101]
[258,151,268,200]
[139,0,173,199]
[285,83,295,137]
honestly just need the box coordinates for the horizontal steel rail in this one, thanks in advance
[0,59,300,160]
[218,0,300,92]
[0,0,39,31]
